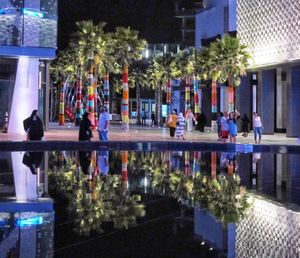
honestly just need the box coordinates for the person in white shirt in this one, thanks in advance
[98,106,110,141]
[252,112,263,143]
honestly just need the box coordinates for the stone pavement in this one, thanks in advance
[0,122,299,146]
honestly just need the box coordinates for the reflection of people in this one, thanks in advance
[252,152,261,163]
[185,109,196,132]
[226,152,238,176]
[23,110,44,141]
[22,152,43,175]
[167,109,177,137]
[79,112,93,141]
[79,151,92,176]
[98,106,110,141]
[98,149,109,176]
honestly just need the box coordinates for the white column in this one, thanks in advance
[8,57,39,134]
[220,86,228,112]
[12,151,38,201]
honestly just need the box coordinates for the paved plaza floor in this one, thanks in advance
[0,122,299,146]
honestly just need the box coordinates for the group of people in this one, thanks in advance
[167,109,207,140]
[79,106,110,142]
[217,111,263,144]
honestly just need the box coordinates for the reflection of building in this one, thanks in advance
[0,0,57,133]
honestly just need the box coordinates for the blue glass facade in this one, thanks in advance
[0,0,57,49]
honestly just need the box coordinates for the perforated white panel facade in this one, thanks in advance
[237,0,300,67]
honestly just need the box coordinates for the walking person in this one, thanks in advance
[228,112,238,143]
[241,113,250,137]
[79,111,93,141]
[253,112,263,143]
[176,112,186,140]
[220,112,229,143]
[167,109,177,138]
[185,109,196,132]
[98,106,110,141]
[23,110,44,141]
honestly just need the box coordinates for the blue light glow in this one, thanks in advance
[23,8,44,18]
[16,216,43,227]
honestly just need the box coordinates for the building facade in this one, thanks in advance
[0,0,57,134]
[237,0,300,137]
[195,0,300,137]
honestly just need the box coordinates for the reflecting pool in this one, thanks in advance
[0,150,300,257]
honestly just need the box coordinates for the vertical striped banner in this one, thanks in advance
[88,64,95,127]
[93,68,98,129]
[121,151,128,193]
[166,78,171,115]
[228,85,234,112]
[184,151,190,176]
[211,80,217,113]
[104,73,110,113]
[59,80,65,126]
[75,67,82,126]
[185,76,190,113]
[193,77,200,114]
[211,152,217,179]
[122,64,129,131]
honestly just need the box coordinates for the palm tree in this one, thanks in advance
[209,35,251,112]
[73,20,107,127]
[147,53,175,125]
[129,60,149,124]
[171,49,196,113]
[111,27,147,131]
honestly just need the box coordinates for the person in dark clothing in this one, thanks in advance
[79,112,93,141]
[151,112,155,126]
[24,110,44,141]
[22,151,44,175]
[197,112,207,132]
[241,113,251,137]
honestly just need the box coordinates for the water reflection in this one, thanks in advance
[1,150,300,256]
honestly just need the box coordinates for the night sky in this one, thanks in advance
[58,0,190,50]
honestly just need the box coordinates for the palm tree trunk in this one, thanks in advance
[59,79,65,126]
[136,81,141,125]
[122,63,129,131]
[104,72,110,112]
[184,151,190,176]
[211,152,217,179]
[228,85,234,113]
[93,67,99,129]
[211,79,217,119]
[75,65,83,126]
[121,151,128,194]
[87,63,95,127]
[193,76,200,115]
[166,78,171,116]
[185,76,190,113]
[156,83,162,126]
